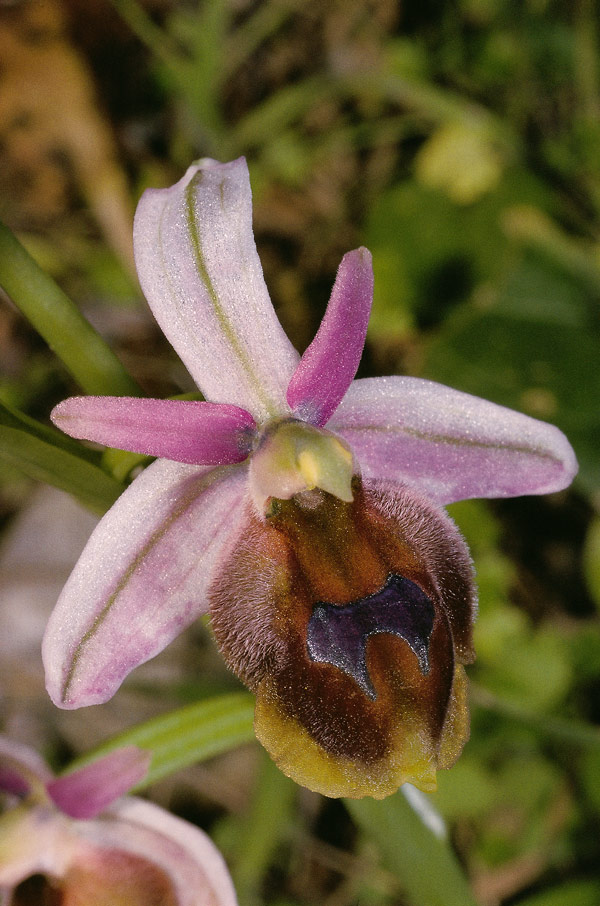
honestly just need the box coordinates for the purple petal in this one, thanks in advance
[133,157,299,422]
[328,376,577,505]
[286,248,373,426]
[52,397,256,464]
[47,746,151,819]
[43,459,248,708]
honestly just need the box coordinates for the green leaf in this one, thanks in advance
[470,684,600,750]
[225,75,338,154]
[583,515,600,611]
[346,791,478,906]
[432,758,498,820]
[365,173,552,336]
[69,692,255,789]
[110,0,227,149]
[101,448,152,482]
[0,221,140,397]
[223,0,298,79]
[0,401,125,513]
[516,880,600,906]
[229,752,296,906]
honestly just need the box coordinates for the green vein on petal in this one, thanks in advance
[60,467,227,703]
[184,171,279,418]
[339,422,563,464]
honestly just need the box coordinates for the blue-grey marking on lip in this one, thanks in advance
[306,574,435,700]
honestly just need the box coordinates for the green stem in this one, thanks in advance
[231,752,296,906]
[0,401,125,513]
[0,222,140,396]
[346,791,478,906]
[574,0,600,122]
[109,0,183,71]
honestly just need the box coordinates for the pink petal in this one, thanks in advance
[0,766,30,796]
[43,460,248,708]
[133,157,299,423]
[74,798,238,906]
[51,397,256,465]
[328,376,577,505]
[286,248,373,426]
[47,746,151,819]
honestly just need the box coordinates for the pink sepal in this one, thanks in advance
[47,746,151,819]
[52,396,256,464]
[329,376,578,504]
[43,460,248,708]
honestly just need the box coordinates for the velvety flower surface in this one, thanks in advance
[45,157,577,799]
[0,738,238,906]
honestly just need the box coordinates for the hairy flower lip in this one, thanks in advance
[209,477,476,797]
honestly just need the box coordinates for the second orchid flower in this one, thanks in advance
[0,738,237,905]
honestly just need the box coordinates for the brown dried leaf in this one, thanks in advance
[0,0,135,273]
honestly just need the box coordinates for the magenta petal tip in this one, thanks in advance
[47,746,151,819]
[286,247,373,426]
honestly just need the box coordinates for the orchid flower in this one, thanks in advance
[0,737,237,905]
[45,157,577,800]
